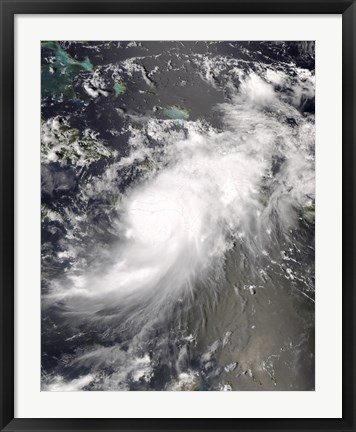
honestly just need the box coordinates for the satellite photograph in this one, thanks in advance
[41,41,315,391]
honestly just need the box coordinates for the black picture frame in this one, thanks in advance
[1,0,354,431]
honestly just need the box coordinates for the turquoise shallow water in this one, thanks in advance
[113,82,127,96]
[163,105,189,120]
[41,41,93,99]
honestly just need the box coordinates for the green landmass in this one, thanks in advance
[41,118,117,166]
